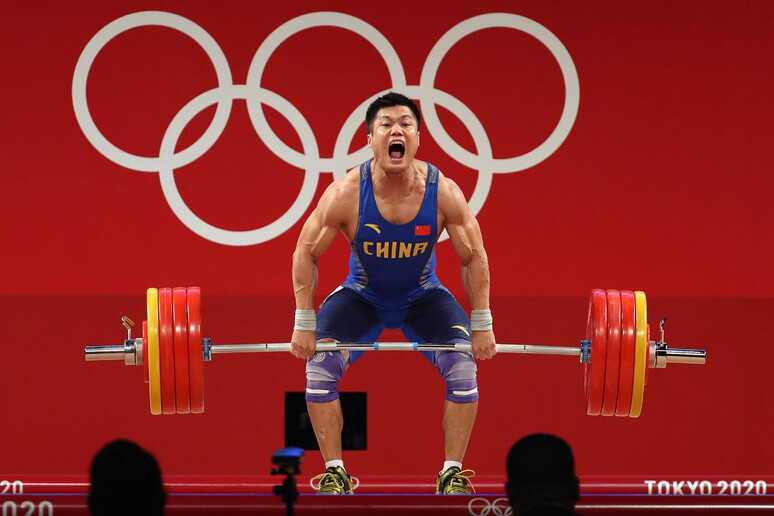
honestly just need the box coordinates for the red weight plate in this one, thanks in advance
[584,289,607,416]
[143,320,149,384]
[187,287,205,414]
[158,288,176,414]
[173,288,191,414]
[615,291,636,417]
[601,289,622,416]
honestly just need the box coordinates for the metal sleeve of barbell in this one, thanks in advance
[210,342,582,355]
[84,345,128,361]
[665,348,706,365]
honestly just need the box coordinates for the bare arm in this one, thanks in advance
[292,206,339,310]
[439,175,496,359]
[451,214,490,311]
[290,175,357,358]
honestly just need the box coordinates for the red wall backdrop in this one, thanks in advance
[1,0,772,482]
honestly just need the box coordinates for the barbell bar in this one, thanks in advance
[84,287,706,417]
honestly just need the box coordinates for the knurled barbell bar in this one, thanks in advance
[84,287,706,417]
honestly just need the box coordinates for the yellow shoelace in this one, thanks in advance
[309,472,359,492]
[444,468,477,493]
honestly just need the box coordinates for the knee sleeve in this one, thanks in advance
[435,350,479,403]
[305,351,347,403]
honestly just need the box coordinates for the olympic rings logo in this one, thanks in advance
[72,11,579,246]
[468,497,513,516]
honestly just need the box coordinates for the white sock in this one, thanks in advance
[443,460,462,471]
[325,460,345,471]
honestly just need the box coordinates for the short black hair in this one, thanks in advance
[365,91,421,133]
[506,434,576,486]
[89,440,166,516]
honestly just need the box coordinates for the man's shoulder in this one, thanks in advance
[435,168,464,201]
[434,166,473,226]
[316,169,360,229]
[325,168,360,199]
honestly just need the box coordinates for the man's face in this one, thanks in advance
[367,105,420,172]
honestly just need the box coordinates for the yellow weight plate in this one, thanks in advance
[615,291,636,417]
[630,290,648,418]
[147,288,162,415]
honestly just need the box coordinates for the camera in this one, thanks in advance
[271,446,304,476]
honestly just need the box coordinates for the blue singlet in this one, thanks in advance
[341,160,444,310]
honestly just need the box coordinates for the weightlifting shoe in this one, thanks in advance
[311,466,354,494]
[436,466,476,494]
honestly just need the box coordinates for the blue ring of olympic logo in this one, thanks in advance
[72,11,579,246]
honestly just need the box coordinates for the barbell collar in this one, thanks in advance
[203,337,212,362]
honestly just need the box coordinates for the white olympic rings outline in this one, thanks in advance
[468,497,513,516]
[72,10,579,246]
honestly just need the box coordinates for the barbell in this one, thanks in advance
[84,287,706,417]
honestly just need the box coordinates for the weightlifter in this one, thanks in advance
[290,92,497,494]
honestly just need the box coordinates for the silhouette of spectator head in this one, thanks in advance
[505,434,580,515]
[88,439,166,516]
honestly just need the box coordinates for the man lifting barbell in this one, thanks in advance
[82,97,708,495]
[289,92,497,494]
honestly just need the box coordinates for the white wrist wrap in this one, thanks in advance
[294,309,316,331]
[470,309,493,331]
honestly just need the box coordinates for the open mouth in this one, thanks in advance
[389,141,405,160]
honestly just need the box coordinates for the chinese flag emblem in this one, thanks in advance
[415,225,431,236]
